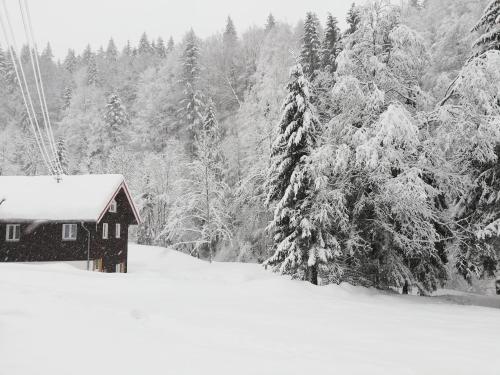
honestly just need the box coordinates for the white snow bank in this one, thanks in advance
[0,244,499,375]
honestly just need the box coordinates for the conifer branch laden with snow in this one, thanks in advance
[265,64,336,285]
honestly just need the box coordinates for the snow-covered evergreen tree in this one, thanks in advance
[346,3,361,34]
[86,54,99,86]
[265,13,276,32]
[41,43,54,62]
[300,12,322,79]
[0,46,16,89]
[122,41,132,56]
[63,49,77,73]
[82,44,93,65]
[103,93,129,142]
[167,37,175,53]
[178,29,205,155]
[61,86,72,110]
[265,64,334,285]
[55,138,69,174]
[471,0,500,57]
[321,13,341,73]
[156,37,168,58]
[106,38,118,62]
[138,32,153,55]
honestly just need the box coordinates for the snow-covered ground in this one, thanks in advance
[1,244,499,375]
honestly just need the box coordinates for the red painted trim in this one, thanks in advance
[96,180,142,225]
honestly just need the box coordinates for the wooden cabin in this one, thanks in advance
[0,174,141,272]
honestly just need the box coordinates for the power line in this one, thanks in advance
[0,2,55,175]
[18,0,62,175]
[0,0,58,176]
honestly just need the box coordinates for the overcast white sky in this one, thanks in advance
[1,0,358,59]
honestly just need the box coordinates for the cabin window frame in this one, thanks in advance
[109,199,117,213]
[62,223,78,241]
[115,223,121,239]
[6,224,21,242]
[102,223,109,239]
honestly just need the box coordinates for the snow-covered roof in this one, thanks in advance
[0,174,140,223]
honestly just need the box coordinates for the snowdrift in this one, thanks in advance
[0,244,499,375]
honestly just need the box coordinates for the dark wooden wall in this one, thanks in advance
[0,188,136,273]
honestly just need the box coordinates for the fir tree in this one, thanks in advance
[138,32,153,55]
[300,12,322,79]
[265,64,331,285]
[86,54,98,86]
[106,38,118,61]
[82,44,93,65]
[61,86,72,110]
[63,49,77,73]
[55,138,69,174]
[471,0,500,57]
[265,13,276,32]
[167,36,175,53]
[122,40,133,56]
[104,93,129,142]
[346,3,360,34]
[20,45,30,64]
[178,29,204,155]
[223,16,238,47]
[156,37,168,58]
[41,43,54,61]
[0,46,16,88]
[321,13,341,73]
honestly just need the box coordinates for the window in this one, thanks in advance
[62,224,77,241]
[6,224,20,242]
[109,199,117,213]
[102,223,108,239]
[115,223,121,239]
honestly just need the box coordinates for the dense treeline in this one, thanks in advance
[0,0,498,294]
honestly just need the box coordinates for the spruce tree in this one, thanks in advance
[156,37,168,58]
[106,38,118,61]
[167,36,175,53]
[61,86,72,110]
[178,29,204,155]
[300,12,322,79]
[346,3,360,34]
[223,16,237,47]
[265,64,331,285]
[0,46,16,88]
[63,49,77,73]
[55,138,69,174]
[104,93,129,142]
[138,32,153,55]
[41,43,54,62]
[321,13,341,73]
[122,41,133,56]
[82,44,93,65]
[471,0,500,57]
[86,54,98,86]
[265,13,276,32]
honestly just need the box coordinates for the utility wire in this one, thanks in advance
[20,0,62,175]
[0,1,55,175]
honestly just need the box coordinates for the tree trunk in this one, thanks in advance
[402,280,409,295]
[308,264,318,285]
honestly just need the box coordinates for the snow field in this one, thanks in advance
[0,244,499,375]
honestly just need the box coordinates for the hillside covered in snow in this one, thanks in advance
[1,244,499,375]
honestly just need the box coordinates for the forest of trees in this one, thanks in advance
[0,0,499,294]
